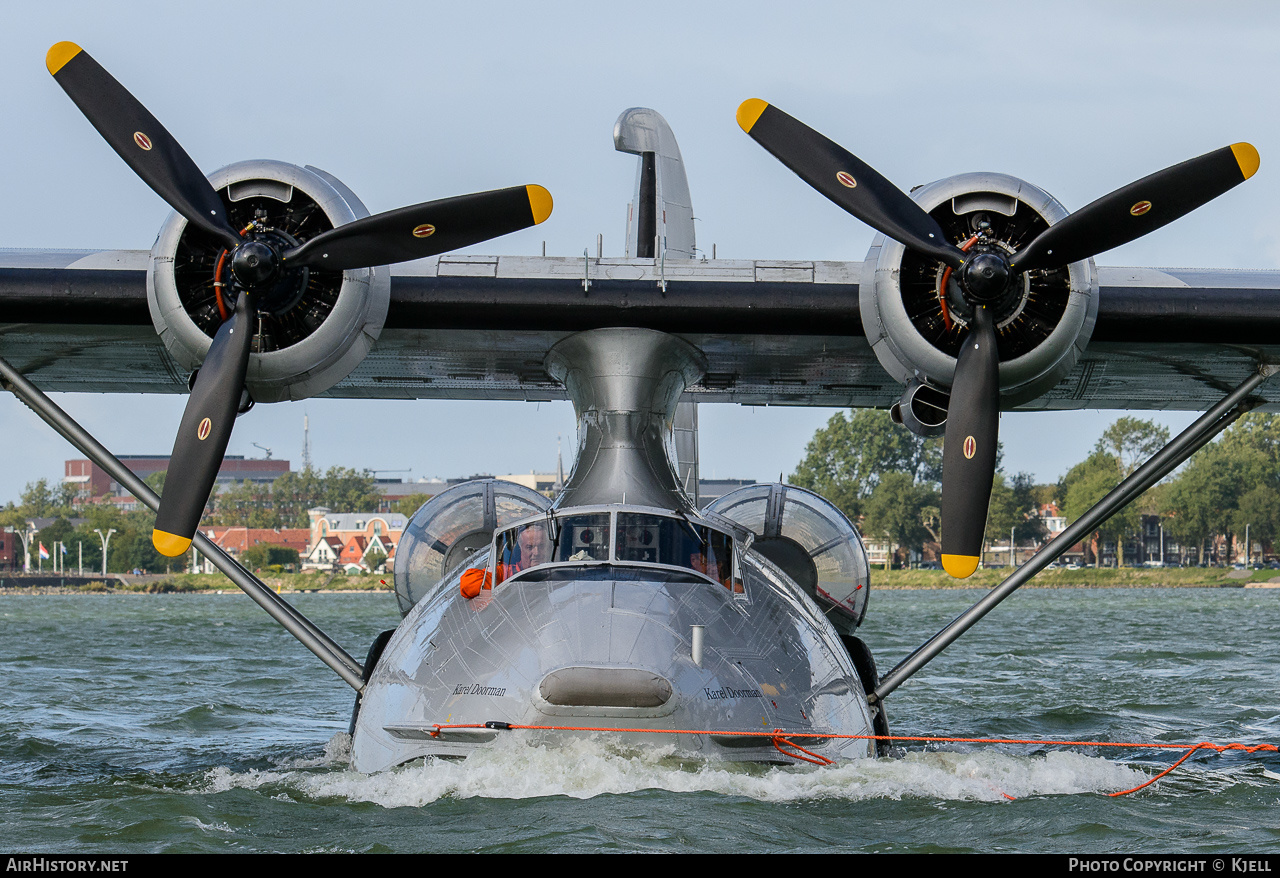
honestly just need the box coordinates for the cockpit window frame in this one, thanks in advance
[488,505,747,597]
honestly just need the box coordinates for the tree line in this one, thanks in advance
[791,409,1280,566]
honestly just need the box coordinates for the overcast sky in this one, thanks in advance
[3,1,1279,504]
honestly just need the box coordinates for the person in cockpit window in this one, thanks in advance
[690,549,729,588]
[498,524,549,584]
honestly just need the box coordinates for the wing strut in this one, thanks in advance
[0,355,366,692]
[870,362,1280,705]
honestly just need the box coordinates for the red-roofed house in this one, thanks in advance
[302,508,406,572]
[195,527,311,572]
[339,535,369,570]
[304,536,345,570]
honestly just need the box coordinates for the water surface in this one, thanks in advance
[1,587,1277,853]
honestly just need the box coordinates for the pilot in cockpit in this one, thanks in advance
[689,549,728,588]
[516,525,550,571]
[496,523,550,584]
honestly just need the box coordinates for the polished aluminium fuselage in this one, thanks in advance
[350,510,875,772]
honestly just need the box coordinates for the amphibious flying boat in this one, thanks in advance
[350,327,882,770]
[2,44,1275,770]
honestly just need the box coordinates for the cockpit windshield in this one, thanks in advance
[616,513,734,589]
[492,509,737,590]
[494,513,610,585]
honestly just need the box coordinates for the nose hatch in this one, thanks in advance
[539,667,673,708]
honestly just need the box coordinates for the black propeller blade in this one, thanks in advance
[283,185,553,270]
[939,306,999,579]
[152,292,255,557]
[46,42,242,250]
[1011,144,1259,273]
[736,99,966,268]
[737,98,1258,578]
[49,42,554,556]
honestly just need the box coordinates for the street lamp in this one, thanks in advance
[23,522,35,572]
[94,528,116,576]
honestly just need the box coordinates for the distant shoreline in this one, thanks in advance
[874,566,1280,590]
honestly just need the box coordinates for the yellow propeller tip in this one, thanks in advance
[1231,143,1260,180]
[736,99,769,134]
[941,554,980,579]
[152,529,192,558]
[46,41,82,76]
[526,184,553,225]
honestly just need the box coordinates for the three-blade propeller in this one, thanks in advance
[738,98,1258,578]
[48,42,554,556]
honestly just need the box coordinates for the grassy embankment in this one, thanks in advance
[10,571,393,594]
[875,566,1280,589]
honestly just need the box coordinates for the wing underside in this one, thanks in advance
[2,251,1279,411]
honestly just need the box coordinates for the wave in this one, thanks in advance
[200,732,1152,808]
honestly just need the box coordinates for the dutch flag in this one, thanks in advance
[38,543,49,560]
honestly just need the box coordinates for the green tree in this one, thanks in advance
[20,479,59,517]
[1092,417,1171,564]
[1061,450,1132,567]
[36,517,74,547]
[791,409,940,521]
[241,544,299,570]
[266,467,382,526]
[318,466,382,514]
[1159,414,1280,564]
[1096,417,1170,479]
[1009,472,1049,544]
[984,473,1019,549]
[862,471,937,567]
[1218,412,1280,466]
[144,470,167,497]
[211,479,276,527]
[1233,484,1280,558]
[394,494,433,518]
[271,468,325,528]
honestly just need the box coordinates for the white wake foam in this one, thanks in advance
[201,732,1154,807]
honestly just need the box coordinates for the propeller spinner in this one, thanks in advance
[738,98,1258,578]
[48,42,554,556]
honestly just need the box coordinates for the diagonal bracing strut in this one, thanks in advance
[0,356,366,691]
[871,362,1280,705]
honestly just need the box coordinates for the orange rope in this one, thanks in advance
[426,721,1278,797]
[771,732,835,765]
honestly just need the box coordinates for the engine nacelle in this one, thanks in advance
[146,160,391,403]
[860,173,1099,410]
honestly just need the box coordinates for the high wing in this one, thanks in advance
[2,248,1278,411]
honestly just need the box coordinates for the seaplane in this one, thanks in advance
[2,43,1273,771]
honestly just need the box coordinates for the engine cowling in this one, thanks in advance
[860,172,1099,413]
[146,160,390,403]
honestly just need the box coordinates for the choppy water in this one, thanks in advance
[1,587,1278,853]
